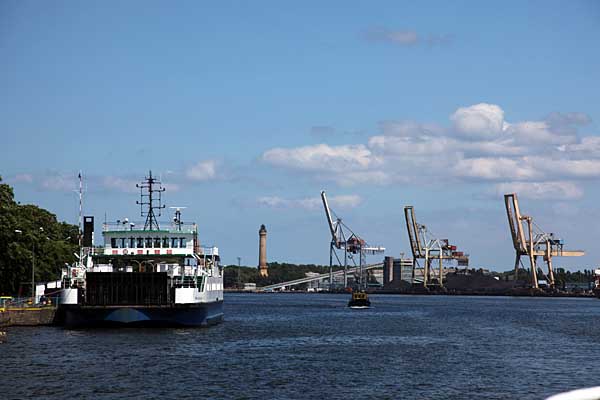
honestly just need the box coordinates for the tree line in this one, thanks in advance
[0,176,79,296]
[223,262,337,288]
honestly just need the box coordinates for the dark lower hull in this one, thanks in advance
[348,299,371,308]
[62,301,223,328]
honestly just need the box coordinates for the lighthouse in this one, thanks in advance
[258,224,268,278]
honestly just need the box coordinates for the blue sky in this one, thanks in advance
[2,1,600,270]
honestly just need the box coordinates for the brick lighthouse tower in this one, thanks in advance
[258,224,268,278]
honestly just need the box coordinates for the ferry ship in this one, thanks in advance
[59,172,223,328]
[594,269,600,299]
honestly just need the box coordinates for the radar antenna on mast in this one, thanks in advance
[136,170,166,231]
[169,206,187,231]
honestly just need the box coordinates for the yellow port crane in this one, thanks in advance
[504,193,584,289]
[404,206,469,287]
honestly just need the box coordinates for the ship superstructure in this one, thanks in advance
[59,171,223,327]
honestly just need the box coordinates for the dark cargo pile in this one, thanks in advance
[444,272,515,293]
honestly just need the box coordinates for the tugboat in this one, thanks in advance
[348,261,371,309]
[348,291,371,309]
[58,171,223,328]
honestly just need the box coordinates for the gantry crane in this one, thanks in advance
[504,193,584,289]
[404,206,469,287]
[321,191,385,290]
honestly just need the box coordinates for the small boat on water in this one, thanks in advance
[348,291,371,309]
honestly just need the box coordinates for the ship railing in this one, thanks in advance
[199,246,219,256]
[102,221,197,233]
[173,275,197,288]
[0,296,60,311]
[89,247,106,255]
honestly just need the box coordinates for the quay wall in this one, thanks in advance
[1,308,57,327]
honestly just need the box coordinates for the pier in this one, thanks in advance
[0,297,58,327]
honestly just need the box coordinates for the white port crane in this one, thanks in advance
[404,206,469,287]
[320,191,385,290]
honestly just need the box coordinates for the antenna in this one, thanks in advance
[78,171,83,249]
[136,170,166,231]
[169,206,187,231]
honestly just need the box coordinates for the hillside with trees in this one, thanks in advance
[223,262,338,288]
[0,176,78,296]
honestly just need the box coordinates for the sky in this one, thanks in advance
[1,1,600,270]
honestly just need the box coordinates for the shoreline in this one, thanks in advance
[225,288,596,298]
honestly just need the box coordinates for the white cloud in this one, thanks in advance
[379,120,445,137]
[368,135,451,156]
[11,174,33,183]
[364,28,452,47]
[100,175,180,193]
[386,30,419,44]
[186,160,217,181]
[329,194,363,208]
[262,144,390,186]
[371,128,525,159]
[507,121,576,145]
[101,176,139,193]
[528,157,600,179]
[546,112,591,134]
[40,174,76,192]
[261,102,598,201]
[492,181,583,200]
[365,28,419,45]
[258,194,362,210]
[452,157,541,181]
[558,136,600,158]
[336,170,393,186]
[450,103,507,139]
[262,144,378,173]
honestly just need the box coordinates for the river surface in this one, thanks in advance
[2,294,600,399]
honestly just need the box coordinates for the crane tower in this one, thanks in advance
[504,193,584,289]
[404,206,469,287]
[320,191,385,290]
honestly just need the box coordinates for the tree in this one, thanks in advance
[0,176,79,295]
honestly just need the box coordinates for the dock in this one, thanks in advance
[0,298,58,327]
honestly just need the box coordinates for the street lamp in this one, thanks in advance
[237,257,242,289]
[14,227,43,302]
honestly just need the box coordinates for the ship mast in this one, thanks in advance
[136,170,165,231]
[78,171,83,249]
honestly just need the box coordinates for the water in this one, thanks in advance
[2,294,600,399]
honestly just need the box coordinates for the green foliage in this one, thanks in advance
[0,176,79,295]
[223,266,259,288]
[223,261,336,288]
[495,267,593,286]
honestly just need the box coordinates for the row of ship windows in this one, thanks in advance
[110,237,188,249]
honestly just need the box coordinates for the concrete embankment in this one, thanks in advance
[0,307,57,327]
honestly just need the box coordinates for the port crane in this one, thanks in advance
[504,193,584,289]
[404,206,469,287]
[320,191,385,290]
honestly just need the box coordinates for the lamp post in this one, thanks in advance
[14,227,43,302]
[237,257,241,289]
